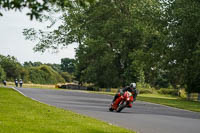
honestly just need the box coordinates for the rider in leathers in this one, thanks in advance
[112,83,137,105]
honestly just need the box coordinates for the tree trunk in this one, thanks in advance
[187,93,191,100]
[177,88,181,97]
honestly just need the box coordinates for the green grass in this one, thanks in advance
[138,94,200,112]
[0,87,135,133]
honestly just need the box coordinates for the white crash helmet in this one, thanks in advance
[130,83,136,88]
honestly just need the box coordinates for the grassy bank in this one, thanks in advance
[138,94,200,112]
[5,82,57,89]
[0,87,135,133]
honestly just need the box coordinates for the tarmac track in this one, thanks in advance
[15,87,200,133]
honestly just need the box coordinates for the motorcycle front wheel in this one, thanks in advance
[116,102,126,112]
[109,107,114,112]
[109,104,114,112]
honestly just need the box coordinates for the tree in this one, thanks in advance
[0,0,98,20]
[24,0,164,88]
[73,0,163,87]
[75,39,121,87]
[61,58,75,73]
[164,0,200,93]
[24,61,43,67]
[24,61,34,67]
[0,54,23,80]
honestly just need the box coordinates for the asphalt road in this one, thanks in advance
[15,87,200,133]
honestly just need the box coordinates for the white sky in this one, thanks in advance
[0,10,78,64]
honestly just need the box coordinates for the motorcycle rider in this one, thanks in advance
[112,83,138,105]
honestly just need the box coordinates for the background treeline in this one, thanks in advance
[1,0,199,96]
[23,0,200,95]
[0,54,75,84]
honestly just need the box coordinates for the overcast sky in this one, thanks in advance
[0,10,77,64]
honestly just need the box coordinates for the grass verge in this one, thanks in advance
[6,82,57,90]
[138,94,200,112]
[0,87,135,133]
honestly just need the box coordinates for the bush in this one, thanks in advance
[28,65,65,84]
[179,89,187,98]
[158,88,178,96]
[139,89,153,94]
[60,72,74,82]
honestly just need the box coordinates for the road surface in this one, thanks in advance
[15,87,200,133]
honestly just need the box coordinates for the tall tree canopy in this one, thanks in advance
[24,0,163,87]
[61,58,75,73]
[0,55,25,80]
[0,0,97,19]
[23,0,200,93]
[164,0,200,92]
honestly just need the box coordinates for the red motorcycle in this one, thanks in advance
[109,91,134,112]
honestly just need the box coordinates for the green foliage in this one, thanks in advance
[73,0,164,87]
[28,65,65,84]
[0,54,24,80]
[22,0,200,93]
[0,65,6,81]
[46,63,62,73]
[154,71,170,88]
[0,54,76,84]
[24,61,63,73]
[24,61,43,67]
[75,39,122,87]
[60,72,74,82]
[164,0,200,93]
[0,0,98,20]
[18,67,29,82]
[139,89,153,94]
[0,0,49,20]
[158,88,178,96]
[61,58,75,73]
[23,0,164,88]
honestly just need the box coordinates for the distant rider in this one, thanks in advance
[3,80,6,86]
[112,83,138,105]
[15,79,18,87]
[19,79,23,87]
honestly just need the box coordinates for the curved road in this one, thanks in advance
[15,87,200,133]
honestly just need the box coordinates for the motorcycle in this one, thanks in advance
[109,91,134,112]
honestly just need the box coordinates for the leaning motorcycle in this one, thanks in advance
[109,91,134,112]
